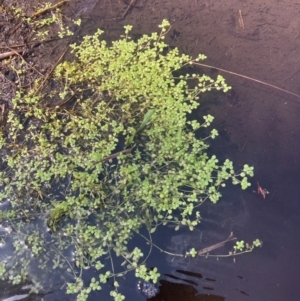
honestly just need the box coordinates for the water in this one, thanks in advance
[73,0,99,17]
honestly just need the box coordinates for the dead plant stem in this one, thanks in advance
[31,0,69,18]
[193,62,300,100]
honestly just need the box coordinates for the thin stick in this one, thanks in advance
[0,50,23,60]
[99,147,134,163]
[193,62,300,100]
[31,0,69,18]
[238,10,245,30]
[0,37,66,49]
[121,0,136,19]
[198,232,236,256]
[106,0,137,20]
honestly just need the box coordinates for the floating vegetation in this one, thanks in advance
[0,19,258,301]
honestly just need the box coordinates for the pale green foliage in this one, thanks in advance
[0,20,254,300]
[234,239,262,253]
[135,265,160,283]
[187,248,198,258]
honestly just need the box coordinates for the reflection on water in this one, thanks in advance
[153,279,225,301]
[74,0,99,17]
[0,196,76,300]
[155,191,254,300]
[137,280,160,298]
[0,280,42,301]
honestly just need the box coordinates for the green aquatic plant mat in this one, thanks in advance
[0,19,256,301]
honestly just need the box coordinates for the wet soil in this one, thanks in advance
[1,0,300,300]
[0,0,79,122]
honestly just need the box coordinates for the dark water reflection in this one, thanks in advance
[143,183,299,301]
[161,179,300,301]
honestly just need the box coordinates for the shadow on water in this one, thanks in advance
[152,278,226,301]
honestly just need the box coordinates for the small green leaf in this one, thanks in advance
[150,227,156,233]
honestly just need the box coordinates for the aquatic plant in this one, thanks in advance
[0,20,257,301]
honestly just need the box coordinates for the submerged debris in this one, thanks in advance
[137,280,159,298]
[2,294,29,301]
[257,182,270,199]
[198,232,236,256]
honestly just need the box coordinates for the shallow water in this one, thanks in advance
[73,0,99,17]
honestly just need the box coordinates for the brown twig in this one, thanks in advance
[193,62,300,100]
[0,50,23,60]
[106,0,137,20]
[238,10,245,30]
[54,94,75,107]
[121,0,136,19]
[198,232,236,256]
[31,0,69,18]
[0,37,66,49]
[101,147,134,162]
[91,147,134,164]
